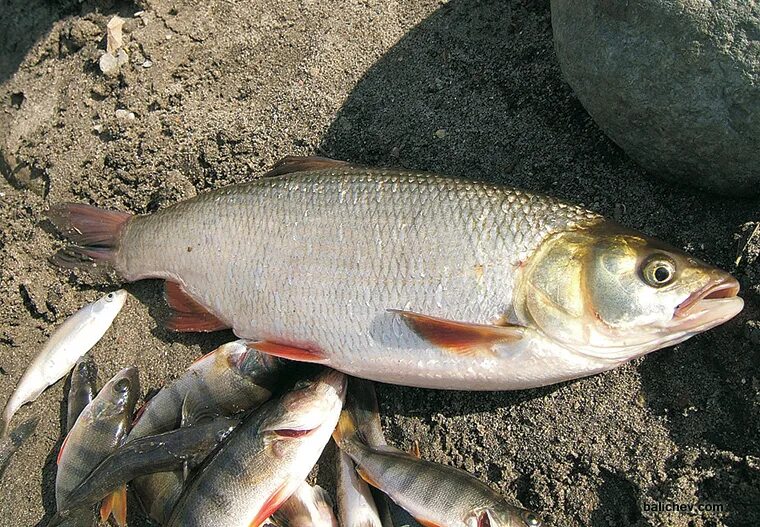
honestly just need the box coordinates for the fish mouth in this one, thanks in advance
[672,276,743,331]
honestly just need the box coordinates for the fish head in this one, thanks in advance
[91,366,140,423]
[223,340,281,387]
[466,508,544,527]
[91,289,128,315]
[261,369,346,438]
[518,222,743,360]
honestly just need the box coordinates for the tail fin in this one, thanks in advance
[345,378,386,447]
[47,203,132,268]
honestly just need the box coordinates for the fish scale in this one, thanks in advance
[115,169,599,389]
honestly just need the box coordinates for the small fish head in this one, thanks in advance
[91,289,128,315]
[519,222,743,359]
[224,340,281,386]
[262,369,346,437]
[91,366,140,422]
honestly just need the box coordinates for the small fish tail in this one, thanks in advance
[345,377,386,447]
[332,410,360,448]
[47,203,132,268]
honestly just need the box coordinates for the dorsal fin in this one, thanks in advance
[263,155,352,177]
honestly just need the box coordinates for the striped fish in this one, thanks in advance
[55,367,139,527]
[127,340,280,524]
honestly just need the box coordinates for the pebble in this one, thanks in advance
[115,109,136,120]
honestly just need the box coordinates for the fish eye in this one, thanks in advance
[521,512,542,527]
[105,292,115,302]
[640,255,676,288]
[113,378,130,393]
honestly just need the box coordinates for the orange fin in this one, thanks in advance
[416,518,444,527]
[410,440,421,458]
[165,281,229,332]
[99,492,113,522]
[249,481,292,527]
[263,155,352,177]
[99,485,127,525]
[388,309,524,357]
[355,465,382,489]
[247,341,327,363]
[56,431,71,465]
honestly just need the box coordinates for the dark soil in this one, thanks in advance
[0,1,758,526]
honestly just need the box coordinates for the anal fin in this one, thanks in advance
[165,281,229,332]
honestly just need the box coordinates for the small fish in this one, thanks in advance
[55,367,139,527]
[333,408,543,527]
[0,416,39,480]
[272,483,338,527]
[57,416,238,516]
[127,340,280,524]
[337,378,389,527]
[66,354,98,432]
[167,369,346,527]
[48,156,743,391]
[1,290,126,436]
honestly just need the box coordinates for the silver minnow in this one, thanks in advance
[1,290,126,436]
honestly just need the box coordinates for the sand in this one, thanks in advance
[0,0,758,526]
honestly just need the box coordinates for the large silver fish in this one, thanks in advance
[126,340,280,524]
[55,367,139,527]
[1,290,126,436]
[48,157,743,390]
[167,369,346,527]
[333,410,542,527]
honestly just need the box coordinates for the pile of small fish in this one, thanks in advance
[0,156,744,526]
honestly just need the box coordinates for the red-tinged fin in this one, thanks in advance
[388,309,525,357]
[247,341,327,362]
[99,492,114,522]
[249,481,293,527]
[410,440,421,458]
[165,281,229,332]
[111,485,128,527]
[56,431,71,465]
[263,155,352,177]
[47,203,131,268]
[478,511,492,527]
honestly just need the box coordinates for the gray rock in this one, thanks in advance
[550,0,760,196]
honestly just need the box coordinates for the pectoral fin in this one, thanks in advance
[246,341,327,362]
[250,481,293,527]
[388,309,525,357]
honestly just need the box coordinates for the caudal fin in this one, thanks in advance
[345,378,386,448]
[47,203,132,268]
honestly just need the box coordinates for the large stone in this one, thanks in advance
[550,0,760,196]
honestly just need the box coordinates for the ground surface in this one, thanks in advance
[0,1,758,526]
